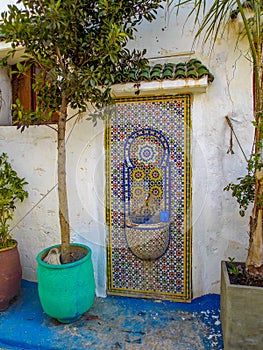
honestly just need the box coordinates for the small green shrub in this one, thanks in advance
[0,153,28,249]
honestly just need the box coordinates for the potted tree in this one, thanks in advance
[0,0,163,322]
[0,152,28,311]
[168,0,263,348]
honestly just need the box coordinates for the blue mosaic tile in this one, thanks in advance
[106,95,192,301]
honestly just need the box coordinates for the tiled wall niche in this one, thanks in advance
[106,95,192,301]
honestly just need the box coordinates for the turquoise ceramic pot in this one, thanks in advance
[36,243,95,323]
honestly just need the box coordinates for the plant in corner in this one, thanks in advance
[168,0,263,348]
[0,152,28,311]
[0,0,163,322]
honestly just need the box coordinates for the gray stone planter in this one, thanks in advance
[220,260,263,350]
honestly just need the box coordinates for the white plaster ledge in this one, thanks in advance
[111,77,209,98]
[0,42,25,64]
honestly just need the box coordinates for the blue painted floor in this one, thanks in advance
[0,280,223,349]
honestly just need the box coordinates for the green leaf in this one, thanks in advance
[0,153,28,248]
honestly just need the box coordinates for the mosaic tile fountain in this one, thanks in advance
[106,95,192,301]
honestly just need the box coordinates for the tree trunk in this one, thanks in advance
[247,167,263,278]
[247,210,263,279]
[246,209,263,280]
[57,94,70,263]
[246,41,263,280]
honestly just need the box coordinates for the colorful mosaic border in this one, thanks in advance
[106,95,192,301]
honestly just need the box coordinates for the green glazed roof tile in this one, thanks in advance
[187,69,198,79]
[164,63,175,70]
[152,63,163,70]
[174,71,186,79]
[162,69,174,79]
[176,62,185,67]
[116,58,214,84]
[140,68,151,80]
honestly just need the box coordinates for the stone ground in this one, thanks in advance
[0,281,223,350]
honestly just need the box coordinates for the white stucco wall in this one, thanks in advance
[0,67,11,125]
[0,118,107,297]
[0,1,254,298]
